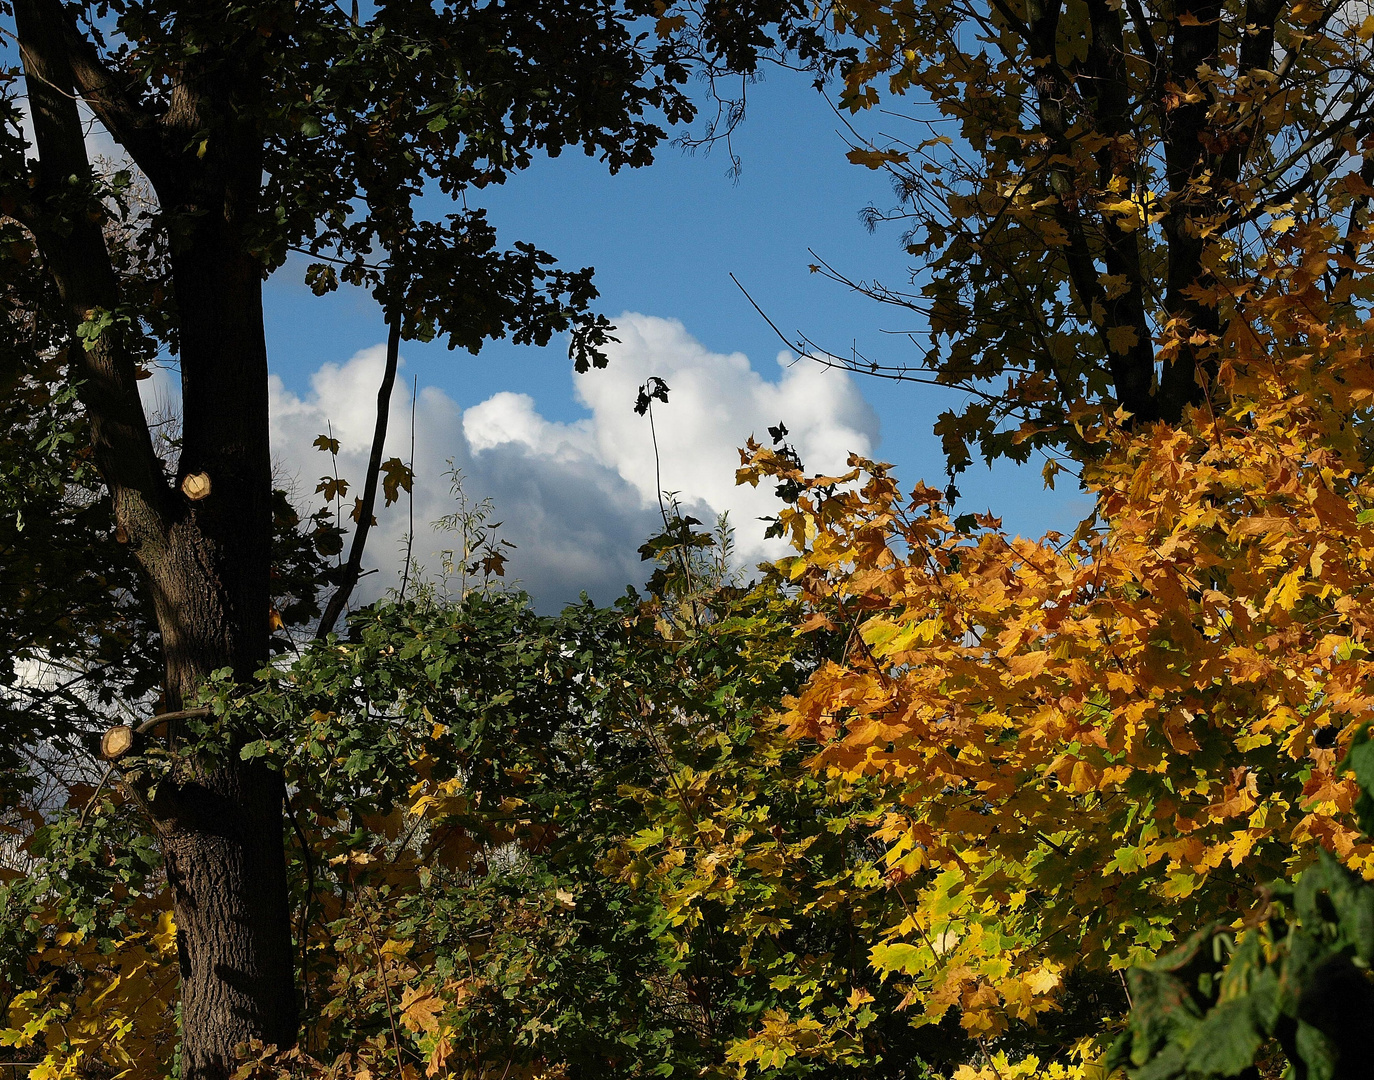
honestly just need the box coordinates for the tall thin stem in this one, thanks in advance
[316,301,402,639]
[400,373,418,598]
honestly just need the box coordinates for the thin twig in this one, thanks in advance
[283,795,318,1017]
[136,707,210,735]
[729,272,1003,403]
[360,901,408,1076]
[77,764,116,826]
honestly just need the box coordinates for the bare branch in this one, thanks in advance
[316,293,403,638]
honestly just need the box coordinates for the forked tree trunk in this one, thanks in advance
[14,1,298,1074]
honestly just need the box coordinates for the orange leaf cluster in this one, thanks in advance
[739,220,1374,1039]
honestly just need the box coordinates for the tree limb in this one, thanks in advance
[986,0,1032,43]
[1023,0,1158,420]
[1082,0,1157,419]
[1217,0,1287,185]
[34,0,171,183]
[1338,152,1374,284]
[1123,0,1158,72]
[1157,0,1224,420]
[1225,116,1374,230]
[14,0,171,527]
[316,298,402,639]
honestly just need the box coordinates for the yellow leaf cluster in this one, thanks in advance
[953,1045,1114,1080]
[2,902,179,1078]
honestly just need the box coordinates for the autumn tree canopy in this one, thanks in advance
[6,0,1374,1078]
[727,84,1374,1080]
[811,0,1374,477]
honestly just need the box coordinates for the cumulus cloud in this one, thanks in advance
[153,314,878,611]
[563,314,879,558]
[265,348,656,610]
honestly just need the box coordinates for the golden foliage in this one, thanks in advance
[739,217,1374,1043]
[2,902,179,1078]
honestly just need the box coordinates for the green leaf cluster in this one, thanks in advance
[1112,730,1374,1080]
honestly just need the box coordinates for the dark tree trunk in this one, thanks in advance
[146,239,297,1077]
[13,1,298,1075]
[1157,0,1223,421]
[157,749,297,1079]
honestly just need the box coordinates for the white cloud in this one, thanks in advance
[267,344,668,610]
[153,313,878,612]
[561,314,880,561]
[464,392,596,459]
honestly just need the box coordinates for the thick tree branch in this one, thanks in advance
[1272,0,1342,85]
[1217,0,1286,185]
[1157,0,1223,420]
[1242,95,1374,200]
[1083,0,1157,419]
[14,0,170,528]
[1023,0,1064,70]
[1025,0,1157,420]
[28,0,172,183]
[1123,0,1158,72]
[986,0,1032,43]
[1338,152,1374,284]
[1224,116,1374,231]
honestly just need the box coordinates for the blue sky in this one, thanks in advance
[263,67,906,421]
[257,66,1091,605]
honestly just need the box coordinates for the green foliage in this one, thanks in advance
[0,361,336,779]
[2,521,980,1078]
[0,201,161,794]
[0,362,159,779]
[226,571,955,1078]
[1112,730,1374,1080]
[1,0,845,372]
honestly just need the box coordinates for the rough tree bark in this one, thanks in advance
[14,0,296,1074]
